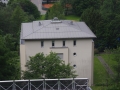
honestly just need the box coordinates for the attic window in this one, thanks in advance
[51,17,62,23]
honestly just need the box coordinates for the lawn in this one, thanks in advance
[40,15,45,20]
[65,15,80,21]
[92,56,111,90]
[100,53,117,73]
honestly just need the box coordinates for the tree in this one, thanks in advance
[0,6,13,34]
[19,0,40,19]
[81,8,106,51]
[45,3,65,20]
[60,0,73,15]
[22,52,77,79]
[99,0,120,49]
[0,2,6,7]
[72,0,100,16]
[0,34,20,80]
[8,0,40,19]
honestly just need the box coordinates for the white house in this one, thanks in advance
[20,17,96,86]
[0,0,9,4]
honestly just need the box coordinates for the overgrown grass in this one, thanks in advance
[100,53,117,73]
[65,15,80,21]
[92,56,111,90]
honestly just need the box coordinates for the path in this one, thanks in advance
[97,56,114,78]
[31,0,46,15]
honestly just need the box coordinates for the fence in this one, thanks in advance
[0,78,92,90]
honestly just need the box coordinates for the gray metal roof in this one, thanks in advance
[20,20,96,40]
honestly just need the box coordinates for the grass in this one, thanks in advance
[39,15,80,21]
[92,56,111,90]
[65,15,80,21]
[100,53,117,73]
[39,15,45,20]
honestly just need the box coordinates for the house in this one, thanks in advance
[0,0,9,4]
[20,17,96,86]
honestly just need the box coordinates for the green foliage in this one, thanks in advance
[80,0,120,51]
[22,52,77,79]
[0,34,20,80]
[45,3,65,20]
[81,8,106,51]
[19,0,40,19]
[65,15,79,21]
[9,0,40,19]
[0,2,6,7]
[112,47,120,82]
[94,56,109,85]
[81,8,103,34]
[72,0,100,16]
[96,49,120,89]
[60,0,73,15]
[0,6,13,34]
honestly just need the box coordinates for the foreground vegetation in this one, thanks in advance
[92,56,110,90]
[93,48,120,89]
[23,52,76,79]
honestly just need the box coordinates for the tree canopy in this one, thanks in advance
[45,3,65,20]
[8,0,40,19]
[22,52,77,79]
[72,0,100,16]
[0,34,20,80]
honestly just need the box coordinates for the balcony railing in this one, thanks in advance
[0,78,92,90]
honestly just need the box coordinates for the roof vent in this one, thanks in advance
[53,17,59,21]
[39,22,41,26]
[51,17,62,23]
[70,21,73,25]
[56,28,59,30]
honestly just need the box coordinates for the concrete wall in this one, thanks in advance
[20,39,94,85]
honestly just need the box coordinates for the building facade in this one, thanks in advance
[20,18,96,86]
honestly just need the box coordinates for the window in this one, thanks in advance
[52,41,55,47]
[63,40,65,46]
[73,52,76,56]
[73,40,76,46]
[41,41,44,47]
[57,53,63,60]
[73,64,76,67]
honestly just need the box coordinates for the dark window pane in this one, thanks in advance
[41,41,44,47]
[74,40,76,46]
[52,41,54,46]
[63,41,65,46]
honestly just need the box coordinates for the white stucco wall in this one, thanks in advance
[20,39,94,85]
[20,45,26,71]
